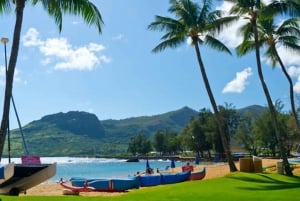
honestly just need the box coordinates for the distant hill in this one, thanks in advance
[7,106,198,157]
[6,105,266,157]
[102,106,198,142]
[237,105,267,117]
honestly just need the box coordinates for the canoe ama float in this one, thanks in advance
[59,177,140,193]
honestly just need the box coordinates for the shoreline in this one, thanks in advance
[21,158,290,196]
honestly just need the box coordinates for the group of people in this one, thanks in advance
[135,161,195,176]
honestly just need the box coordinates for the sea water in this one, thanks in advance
[1,157,191,183]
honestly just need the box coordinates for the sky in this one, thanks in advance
[0,0,299,129]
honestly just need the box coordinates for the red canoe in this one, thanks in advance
[189,168,206,180]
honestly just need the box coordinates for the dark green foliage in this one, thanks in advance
[180,108,214,157]
[127,134,152,155]
[153,130,180,155]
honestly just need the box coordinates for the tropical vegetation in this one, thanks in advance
[148,0,238,172]
[225,0,300,176]
[238,16,300,133]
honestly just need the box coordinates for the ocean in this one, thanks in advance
[1,157,197,183]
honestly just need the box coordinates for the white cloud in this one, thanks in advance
[112,34,124,41]
[222,67,253,93]
[22,28,43,47]
[22,28,111,71]
[276,46,300,66]
[288,66,300,93]
[216,2,247,48]
[72,21,81,25]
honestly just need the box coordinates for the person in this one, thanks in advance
[146,167,153,174]
[182,162,194,172]
[156,168,160,173]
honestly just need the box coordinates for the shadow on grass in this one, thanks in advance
[227,173,300,191]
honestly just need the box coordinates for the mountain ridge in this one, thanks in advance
[7,105,266,157]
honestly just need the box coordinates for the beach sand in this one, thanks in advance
[21,158,297,196]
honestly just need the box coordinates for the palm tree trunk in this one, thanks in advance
[251,19,293,176]
[0,0,25,160]
[193,39,237,172]
[274,48,300,134]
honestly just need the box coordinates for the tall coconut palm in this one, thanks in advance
[148,0,238,171]
[225,0,300,176]
[237,17,300,136]
[0,0,103,160]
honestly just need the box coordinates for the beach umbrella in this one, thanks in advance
[171,159,175,168]
[146,159,150,169]
[195,156,200,165]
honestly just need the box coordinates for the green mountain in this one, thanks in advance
[7,107,198,157]
[102,106,198,142]
[5,105,266,157]
[237,104,267,117]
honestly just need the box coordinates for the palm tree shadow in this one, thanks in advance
[227,173,300,191]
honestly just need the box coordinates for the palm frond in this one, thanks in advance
[148,15,184,33]
[0,0,11,14]
[267,0,300,18]
[204,35,231,55]
[238,22,254,40]
[280,41,300,54]
[169,0,199,27]
[277,19,300,37]
[278,35,299,44]
[198,0,213,24]
[236,40,256,56]
[207,15,239,35]
[151,36,186,53]
[33,0,103,33]
[264,46,278,67]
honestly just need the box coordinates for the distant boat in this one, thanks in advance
[126,158,139,162]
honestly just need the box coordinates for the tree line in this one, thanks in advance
[128,101,300,161]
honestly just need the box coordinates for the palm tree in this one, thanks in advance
[148,0,238,172]
[0,0,103,160]
[237,17,300,136]
[225,0,300,176]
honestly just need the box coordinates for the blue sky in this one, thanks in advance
[0,0,299,129]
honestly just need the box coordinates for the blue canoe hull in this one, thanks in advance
[139,171,191,187]
[70,177,139,192]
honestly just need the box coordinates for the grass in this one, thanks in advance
[1,172,300,201]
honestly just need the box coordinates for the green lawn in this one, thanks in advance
[1,172,300,201]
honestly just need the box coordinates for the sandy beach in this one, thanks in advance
[21,158,296,196]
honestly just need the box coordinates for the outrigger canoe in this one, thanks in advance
[59,180,95,193]
[189,167,206,180]
[138,170,191,187]
[59,176,140,193]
